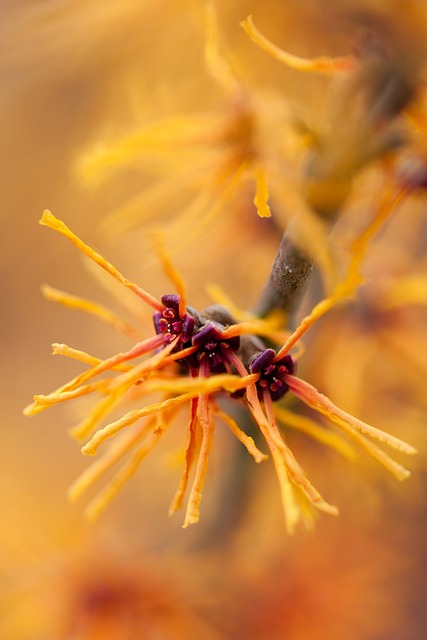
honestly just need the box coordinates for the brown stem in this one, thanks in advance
[253,233,314,318]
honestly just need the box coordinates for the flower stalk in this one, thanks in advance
[253,231,313,319]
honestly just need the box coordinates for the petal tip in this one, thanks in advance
[81,442,96,456]
[39,209,55,225]
[22,404,35,417]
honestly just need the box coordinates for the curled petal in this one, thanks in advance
[241,15,353,74]
[253,165,272,218]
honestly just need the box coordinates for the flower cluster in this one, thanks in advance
[25,211,416,533]
[25,3,426,536]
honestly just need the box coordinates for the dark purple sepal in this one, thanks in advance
[181,314,195,342]
[278,354,295,376]
[160,293,180,309]
[192,323,223,347]
[249,349,275,374]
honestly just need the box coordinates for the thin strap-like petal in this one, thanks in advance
[214,407,268,463]
[41,284,140,339]
[204,1,239,95]
[40,210,163,311]
[274,406,357,460]
[286,375,415,480]
[241,15,353,74]
[51,343,131,371]
[286,375,416,455]
[183,388,215,527]
[253,164,272,218]
[153,233,187,315]
[81,393,193,456]
[169,398,200,516]
[83,412,169,521]
[68,415,158,503]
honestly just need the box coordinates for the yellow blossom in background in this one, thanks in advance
[73,1,346,281]
[76,2,299,245]
[74,1,427,289]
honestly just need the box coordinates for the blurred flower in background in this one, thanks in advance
[2,0,427,638]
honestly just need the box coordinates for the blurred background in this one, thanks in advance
[1,0,426,638]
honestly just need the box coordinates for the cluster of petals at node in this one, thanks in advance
[250,348,295,401]
[153,294,196,350]
[184,322,240,374]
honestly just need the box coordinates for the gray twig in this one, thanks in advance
[253,233,313,318]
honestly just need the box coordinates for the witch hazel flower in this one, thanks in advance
[25,211,416,532]
[153,294,196,349]
[24,212,252,525]
[249,349,295,401]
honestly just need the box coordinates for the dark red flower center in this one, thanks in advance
[153,294,195,349]
[185,322,240,374]
[249,348,295,401]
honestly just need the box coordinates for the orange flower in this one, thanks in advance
[25,210,415,533]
